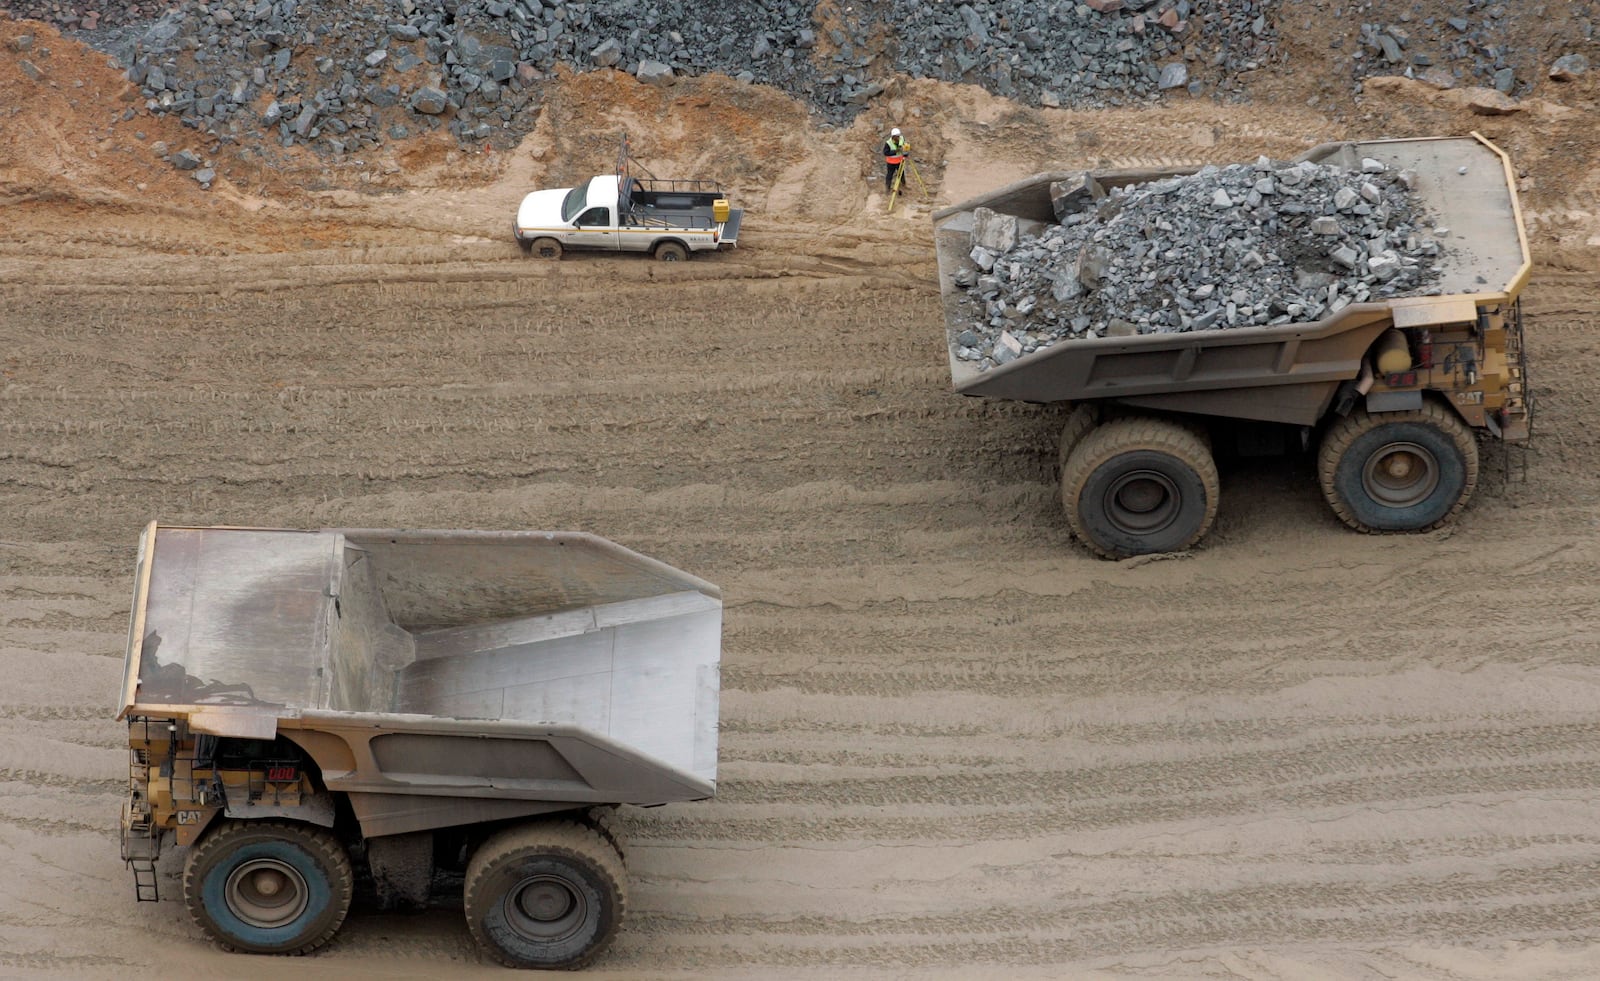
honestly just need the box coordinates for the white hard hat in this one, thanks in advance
[890,127,901,136]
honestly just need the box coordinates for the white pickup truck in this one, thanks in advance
[514,172,743,261]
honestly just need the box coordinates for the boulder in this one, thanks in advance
[1549,54,1590,81]
[409,86,449,114]
[1462,87,1521,115]
[636,59,675,87]
[590,39,622,68]
[1049,173,1105,220]
[973,208,1019,252]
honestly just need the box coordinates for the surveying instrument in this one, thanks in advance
[887,153,930,213]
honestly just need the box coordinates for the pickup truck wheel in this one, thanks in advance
[654,241,688,262]
[1055,404,1101,476]
[1318,402,1478,532]
[465,820,626,970]
[1061,417,1219,560]
[528,237,562,260]
[182,820,353,955]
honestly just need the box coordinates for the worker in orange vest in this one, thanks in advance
[882,127,909,193]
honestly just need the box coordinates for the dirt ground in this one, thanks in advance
[4,11,1600,979]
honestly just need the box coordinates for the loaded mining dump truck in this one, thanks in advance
[118,523,721,969]
[933,133,1532,559]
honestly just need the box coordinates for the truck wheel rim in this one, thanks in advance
[1362,441,1439,507]
[1105,470,1179,534]
[225,858,310,928]
[507,875,586,942]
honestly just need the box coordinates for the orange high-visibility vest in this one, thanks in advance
[884,138,907,164]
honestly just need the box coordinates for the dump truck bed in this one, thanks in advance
[933,134,1530,424]
[119,524,720,835]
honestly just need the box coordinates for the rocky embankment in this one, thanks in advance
[10,0,1279,158]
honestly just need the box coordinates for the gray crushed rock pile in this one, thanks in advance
[52,0,1284,156]
[1347,6,1599,99]
[950,157,1446,370]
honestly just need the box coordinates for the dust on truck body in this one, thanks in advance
[932,134,1532,559]
[118,523,721,969]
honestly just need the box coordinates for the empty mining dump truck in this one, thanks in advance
[933,133,1532,559]
[117,523,721,969]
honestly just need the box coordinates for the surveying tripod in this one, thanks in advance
[887,154,930,213]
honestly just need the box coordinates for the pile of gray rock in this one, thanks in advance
[14,0,1596,153]
[1341,4,1597,98]
[73,0,1277,156]
[855,0,1278,107]
[950,156,1444,370]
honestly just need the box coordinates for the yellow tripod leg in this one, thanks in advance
[906,159,930,199]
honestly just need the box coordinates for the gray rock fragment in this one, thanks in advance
[1367,251,1403,282]
[973,208,1019,252]
[409,86,449,114]
[589,39,623,67]
[1049,173,1104,220]
[1550,54,1590,81]
[636,60,675,86]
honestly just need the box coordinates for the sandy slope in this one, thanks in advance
[4,14,1600,979]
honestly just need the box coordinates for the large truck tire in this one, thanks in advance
[464,820,626,970]
[583,805,627,862]
[1055,404,1101,476]
[182,820,353,955]
[654,241,688,262]
[1061,417,1220,560]
[1318,402,1478,532]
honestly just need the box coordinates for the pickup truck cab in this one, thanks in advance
[514,173,742,261]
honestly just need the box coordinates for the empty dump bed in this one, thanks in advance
[120,525,721,800]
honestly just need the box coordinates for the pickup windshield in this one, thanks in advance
[561,184,587,223]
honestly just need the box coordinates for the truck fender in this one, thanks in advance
[1365,390,1425,413]
[223,790,338,829]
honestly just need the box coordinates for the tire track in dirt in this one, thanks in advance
[3,231,1600,977]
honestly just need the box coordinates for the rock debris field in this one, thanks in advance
[950,156,1446,370]
[80,0,1276,158]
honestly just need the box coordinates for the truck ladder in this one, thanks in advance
[121,801,162,902]
[122,730,162,902]
[1500,297,1532,485]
